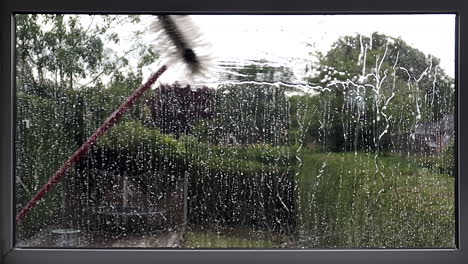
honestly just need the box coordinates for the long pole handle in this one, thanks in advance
[16,65,168,222]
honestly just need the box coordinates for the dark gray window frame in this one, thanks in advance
[1,0,466,263]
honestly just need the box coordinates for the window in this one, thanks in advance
[1,0,466,263]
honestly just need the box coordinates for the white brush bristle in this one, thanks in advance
[149,15,216,84]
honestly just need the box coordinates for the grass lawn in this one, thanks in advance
[180,150,454,249]
[296,151,455,248]
[182,227,283,248]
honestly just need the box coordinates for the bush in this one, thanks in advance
[97,120,297,232]
[16,93,77,238]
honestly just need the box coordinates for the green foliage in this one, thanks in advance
[287,95,322,147]
[302,32,455,152]
[98,121,183,156]
[137,48,159,69]
[444,140,456,176]
[16,93,77,237]
[196,83,290,146]
[15,14,156,239]
[98,120,297,232]
[415,140,455,176]
[16,14,105,92]
[15,14,157,95]
[98,121,294,173]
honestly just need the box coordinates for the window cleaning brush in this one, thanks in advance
[16,15,213,222]
[149,15,214,83]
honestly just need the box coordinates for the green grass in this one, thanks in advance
[181,150,455,249]
[182,228,283,248]
[296,151,455,248]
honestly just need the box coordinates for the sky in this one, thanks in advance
[85,14,456,86]
[191,15,455,68]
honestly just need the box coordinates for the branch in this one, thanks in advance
[76,45,141,90]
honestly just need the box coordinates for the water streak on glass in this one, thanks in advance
[15,14,455,248]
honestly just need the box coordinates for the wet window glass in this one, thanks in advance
[15,14,455,248]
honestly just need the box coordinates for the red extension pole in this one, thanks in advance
[16,65,168,222]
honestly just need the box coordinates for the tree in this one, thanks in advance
[15,14,158,96]
[304,32,454,153]
[195,83,290,146]
[17,15,102,95]
[15,14,161,235]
